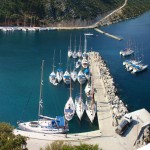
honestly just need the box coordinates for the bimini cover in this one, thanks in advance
[56,116,65,126]
[63,76,70,78]
[84,68,89,74]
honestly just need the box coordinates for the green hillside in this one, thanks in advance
[0,0,149,26]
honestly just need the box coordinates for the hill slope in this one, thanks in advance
[0,0,149,26]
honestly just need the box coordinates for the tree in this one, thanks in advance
[0,122,27,150]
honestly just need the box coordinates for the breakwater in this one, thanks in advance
[94,28,123,41]
[89,51,128,128]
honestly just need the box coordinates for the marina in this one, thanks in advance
[14,50,150,150]
[0,11,150,150]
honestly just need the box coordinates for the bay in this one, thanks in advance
[0,12,149,133]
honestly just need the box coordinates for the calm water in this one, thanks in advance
[0,12,150,133]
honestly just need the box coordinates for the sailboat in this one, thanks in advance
[64,77,75,121]
[85,78,96,123]
[85,80,91,98]
[75,59,81,69]
[63,70,71,85]
[56,50,63,83]
[77,35,82,58]
[71,60,78,82]
[72,36,78,59]
[82,33,93,59]
[68,35,72,58]
[71,69,78,82]
[77,69,86,84]
[75,84,85,120]
[49,50,58,85]
[63,58,71,85]
[120,40,134,56]
[18,60,68,134]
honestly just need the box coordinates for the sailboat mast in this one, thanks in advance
[52,50,55,72]
[59,49,62,66]
[74,36,76,52]
[70,35,72,51]
[80,83,82,99]
[38,60,44,118]
[79,35,82,52]
[70,74,72,97]
[84,34,87,53]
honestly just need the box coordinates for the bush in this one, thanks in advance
[40,141,99,150]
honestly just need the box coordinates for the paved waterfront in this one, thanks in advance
[89,52,114,136]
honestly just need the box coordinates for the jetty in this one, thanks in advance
[94,28,123,41]
[14,51,150,150]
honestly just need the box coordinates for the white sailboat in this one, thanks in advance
[85,81,91,97]
[131,64,148,74]
[63,70,71,85]
[63,58,71,84]
[64,78,75,121]
[77,35,82,58]
[120,40,134,56]
[18,60,68,134]
[72,36,78,59]
[86,97,97,123]
[68,35,72,58]
[77,70,86,84]
[49,50,58,85]
[71,60,78,82]
[82,58,88,69]
[56,50,63,83]
[75,84,85,120]
[85,78,96,123]
[75,59,81,69]
[71,69,78,82]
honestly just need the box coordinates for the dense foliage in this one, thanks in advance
[0,0,123,26]
[122,0,150,18]
[0,0,149,26]
[40,141,99,150]
[0,122,27,150]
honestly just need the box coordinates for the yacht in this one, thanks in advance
[77,70,86,84]
[18,60,68,134]
[75,84,85,120]
[49,50,58,85]
[64,78,75,121]
[56,50,63,83]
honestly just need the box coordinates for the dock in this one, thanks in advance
[94,28,123,41]
[14,51,150,150]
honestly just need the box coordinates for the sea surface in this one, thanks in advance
[0,12,150,133]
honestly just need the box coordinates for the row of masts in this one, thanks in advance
[64,72,96,123]
[67,34,96,123]
[49,33,96,123]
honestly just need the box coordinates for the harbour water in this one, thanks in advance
[0,12,150,133]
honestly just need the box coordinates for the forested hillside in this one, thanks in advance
[0,0,149,26]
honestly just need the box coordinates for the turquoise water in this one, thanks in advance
[0,12,150,133]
